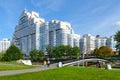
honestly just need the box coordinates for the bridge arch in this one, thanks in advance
[62,58,108,66]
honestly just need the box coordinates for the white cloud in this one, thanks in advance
[113,21,120,27]
[90,5,120,31]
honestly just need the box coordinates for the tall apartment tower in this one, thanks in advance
[106,36,117,52]
[80,34,95,55]
[39,22,49,51]
[13,10,80,56]
[0,38,11,52]
[95,36,107,48]
[13,9,45,56]
[39,20,80,51]
[48,20,80,47]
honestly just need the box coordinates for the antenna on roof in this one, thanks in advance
[24,7,27,12]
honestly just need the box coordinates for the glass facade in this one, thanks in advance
[47,20,80,48]
[13,10,80,56]
[13,9,44,56]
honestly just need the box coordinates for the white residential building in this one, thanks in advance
[13,10,80,56]
[96,35,117,51]
[106,36,117,52]
[13,9,45,56]
[48,20,80,47]
[95,35,107,48]
[80,34,117,55]
[80,34,95,55]
[0,38,11,52]
[39,20,80,51]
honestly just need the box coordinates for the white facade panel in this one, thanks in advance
[0,38,11,52]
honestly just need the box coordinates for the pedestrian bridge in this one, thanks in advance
[62,58,108,67]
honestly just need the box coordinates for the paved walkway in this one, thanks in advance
[0,63,57,76]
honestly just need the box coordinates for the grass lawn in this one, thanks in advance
[0,62,35,70]
[0,67,120,80]
[111,55,120,59]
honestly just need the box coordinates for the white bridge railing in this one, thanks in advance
[62,58,107,67]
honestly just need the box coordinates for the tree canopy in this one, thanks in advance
[92,46,113,58]
[114,31,120,54]
[46,45,53,58]
[2,45,23,61]
[30,49,44,61]
[92,48,99,57]
[52,45,80,60]
[30,45,80,61]
[115,31,120,42]
[0,51,5,61]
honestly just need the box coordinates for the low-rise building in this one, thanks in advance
[0,38,11,52]
[80,34,117,55]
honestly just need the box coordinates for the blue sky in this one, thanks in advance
[0,0,120,40]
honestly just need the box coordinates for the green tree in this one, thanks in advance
[3,45,23,61]
[30,49,44,61]
[38,50,44,60]
[52,46,63,59]
[0,51,6,61]
[72,46,80,58]
[30,49,38,61]
[99,46,113,58]
[59,45,67,59]
[92,46,114,58]
[46,45,53,58]
[52,45,80,59]
[91,48,99,57]
[115,31,120,55]
[66,45,73,58]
